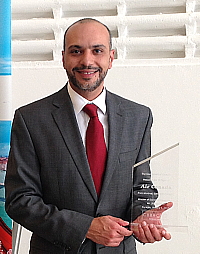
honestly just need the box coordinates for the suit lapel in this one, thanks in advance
[51,86,97,201]
[99,91,125,201]
[50,87,126,203]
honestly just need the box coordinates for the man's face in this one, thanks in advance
[62,21,115,99]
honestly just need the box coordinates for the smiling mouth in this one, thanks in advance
[77,70,99,75]
[73,66,100,73]
[74,68,100,80]
[82,71,96,74]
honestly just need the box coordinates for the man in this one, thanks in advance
[5,18,172,254]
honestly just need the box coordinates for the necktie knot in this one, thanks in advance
[83,104,98,118]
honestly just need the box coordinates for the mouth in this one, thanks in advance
[74,68,100,79]
[80,71,98,75]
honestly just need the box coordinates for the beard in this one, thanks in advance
[66,66,108,92]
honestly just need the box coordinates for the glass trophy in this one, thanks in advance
[130,143,187,232]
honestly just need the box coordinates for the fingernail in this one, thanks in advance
[142,221,147,226]
[150,224,154,229]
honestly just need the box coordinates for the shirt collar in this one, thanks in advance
[68,83,106,116]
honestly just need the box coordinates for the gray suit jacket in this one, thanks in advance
[5,85,156,254]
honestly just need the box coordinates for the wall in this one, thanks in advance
[11,1,200,253]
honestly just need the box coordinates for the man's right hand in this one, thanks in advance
[86,215,133,247]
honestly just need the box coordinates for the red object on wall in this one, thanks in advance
[0,218,12,253]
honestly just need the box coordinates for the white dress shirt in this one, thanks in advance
[67,84,108,147]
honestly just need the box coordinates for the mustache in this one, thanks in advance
[72,66,101,72]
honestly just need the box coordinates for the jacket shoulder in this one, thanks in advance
[17,86,68,113]
[106,90,151,114]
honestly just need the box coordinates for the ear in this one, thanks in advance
[62,51,66,69]
[108,49,115,69]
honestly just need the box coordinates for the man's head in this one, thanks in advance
[63,18,113,51]
[62,18,115,100]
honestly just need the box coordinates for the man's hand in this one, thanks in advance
[131,202,173,243]
[86,215,133,247]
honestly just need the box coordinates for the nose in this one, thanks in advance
[79,49,94,67]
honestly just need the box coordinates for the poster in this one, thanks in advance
[0,122,12,253]
[0,0,12,253]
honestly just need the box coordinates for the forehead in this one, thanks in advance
[65,22,110,48]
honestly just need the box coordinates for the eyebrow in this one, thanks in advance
[92,44,106,48]
[68,45,81,50]
[68,44,106,50]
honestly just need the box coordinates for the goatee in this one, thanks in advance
[67,66,107,92]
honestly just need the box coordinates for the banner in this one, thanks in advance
[0,0,12,253]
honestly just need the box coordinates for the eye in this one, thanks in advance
[70,49,82,54]
[93,48,103,54]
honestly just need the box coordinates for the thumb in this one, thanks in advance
[157,202,173,213]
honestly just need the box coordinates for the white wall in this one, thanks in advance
[11,0,200,253]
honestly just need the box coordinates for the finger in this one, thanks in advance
[137,224,148,243]
[108,217,132,236]
[162,230,171,240]
[117,226,133,237]
[132,223,148,243]
[109,216,130,227]
[141,221,156,243]
[153,226,171,241]
[149,224,163,241]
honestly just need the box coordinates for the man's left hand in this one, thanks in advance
[131,202,173,243]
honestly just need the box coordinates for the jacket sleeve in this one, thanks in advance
[5,109,93,253]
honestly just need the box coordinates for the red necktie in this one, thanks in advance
[83,104,107,196]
